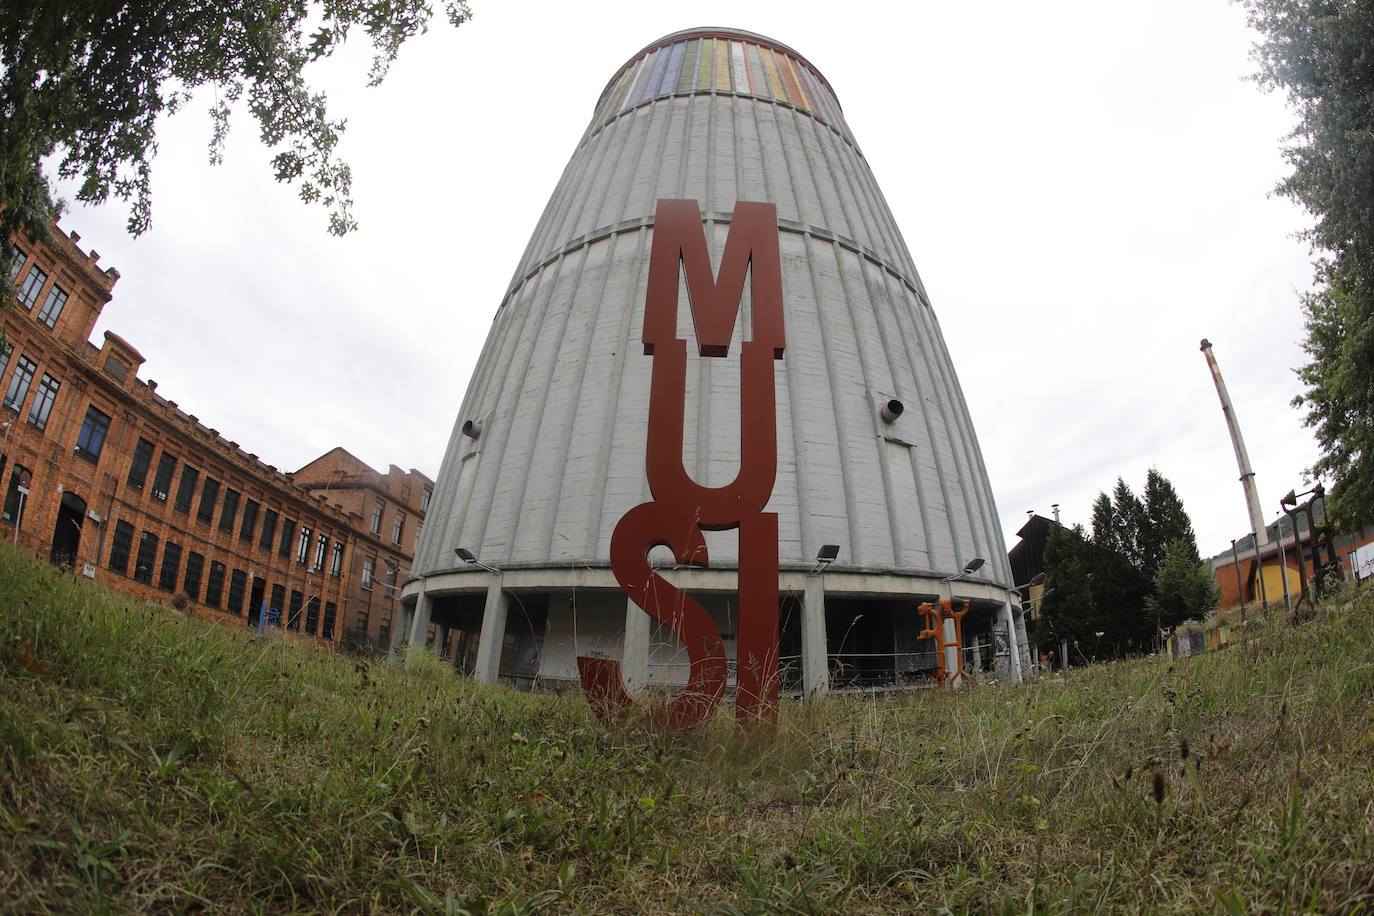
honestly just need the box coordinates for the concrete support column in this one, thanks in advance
[942,615,961,689]
[801,575,829,698]
[999,597,1023,684]
[1060,637,1070,670]
[407,588,433,647]
[622,596,650,694]
[473,574,509,685]
[389,588,418,655]
[1016,609,1031,675]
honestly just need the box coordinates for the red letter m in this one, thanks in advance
[643,199,784,359]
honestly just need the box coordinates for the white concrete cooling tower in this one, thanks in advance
[400,28,1028,694]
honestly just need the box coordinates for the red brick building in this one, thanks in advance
[1,221,430,648]
[295,448,431,649]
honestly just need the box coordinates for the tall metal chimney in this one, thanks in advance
[1200,339,1268,546]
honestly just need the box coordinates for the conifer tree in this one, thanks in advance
[1142,467,1199,576]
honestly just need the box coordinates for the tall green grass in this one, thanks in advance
[2,543,1372,912]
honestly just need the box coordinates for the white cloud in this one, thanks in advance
[56,0,1319,559]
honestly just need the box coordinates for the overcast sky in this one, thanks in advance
[54,0,1318,559]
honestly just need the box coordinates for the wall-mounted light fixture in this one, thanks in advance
[808,544,841,576]
[455,546,500,574]
[943,556,986,583]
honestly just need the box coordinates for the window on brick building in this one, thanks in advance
[26,373,59,430]
[0,341,11,381]
[133,531,158,583]
[248,576,266,622]
[361,558,374,590]
[173,466,199,512]
[197,477,219,523]
[1,464,26,523]
[370,504,382,534]
[314,533,327,571]
[158,542,182,592]
[6,245,25,282]
[219,489,240,533]
[279,519,296,558]
[151,453,176,501]
[127,438,154,489]
[392,516,404,545]
[297,526,311,565]
[323,601,337,639]
[240,499,259,542]
[420,487,431,512]
[184,552,204,601]
[205,561,226,608]
[331,542,343,578]
[75,405,111,462]
[36,284,68,329]
[228,569,247,615]
[260,509,278,550]
[17,265,46,310]
[287,590,304,630]
[4,355,36,410]
[108,520,134,574]
[270,584,285,618]
[305,596,320,635]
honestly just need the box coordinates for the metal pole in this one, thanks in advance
[1283,502,1310,608]
[1275,522,1292,615]
[1230,539,1246,624]
[13,491,25,545]
[1251,531,1269,612]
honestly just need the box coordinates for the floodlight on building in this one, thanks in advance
[1013,571,1047,593]
[940,556,986,584]
[455,547,500,574]
[809,544,841,575]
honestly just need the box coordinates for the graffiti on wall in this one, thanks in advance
[578,198,785,728]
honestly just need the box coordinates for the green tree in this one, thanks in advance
[0,0,472,283]
[1034,523,1099,654]
[1037,523,1154,662]
[1050,469,1205,659]
[1146,538,1221,632]
[1142,467,1198,577]
[1241,0,1374,529]
[1091,479,1148,572]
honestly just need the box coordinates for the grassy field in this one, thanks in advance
[2,544,1372,913]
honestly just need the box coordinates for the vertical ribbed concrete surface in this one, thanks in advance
[416,28,1012,588]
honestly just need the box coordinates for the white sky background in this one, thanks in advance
[54,0,1318,560]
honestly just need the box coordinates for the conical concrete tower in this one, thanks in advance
[401,28,1028,693]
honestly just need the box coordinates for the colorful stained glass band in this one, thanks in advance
[593,31,848,138]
